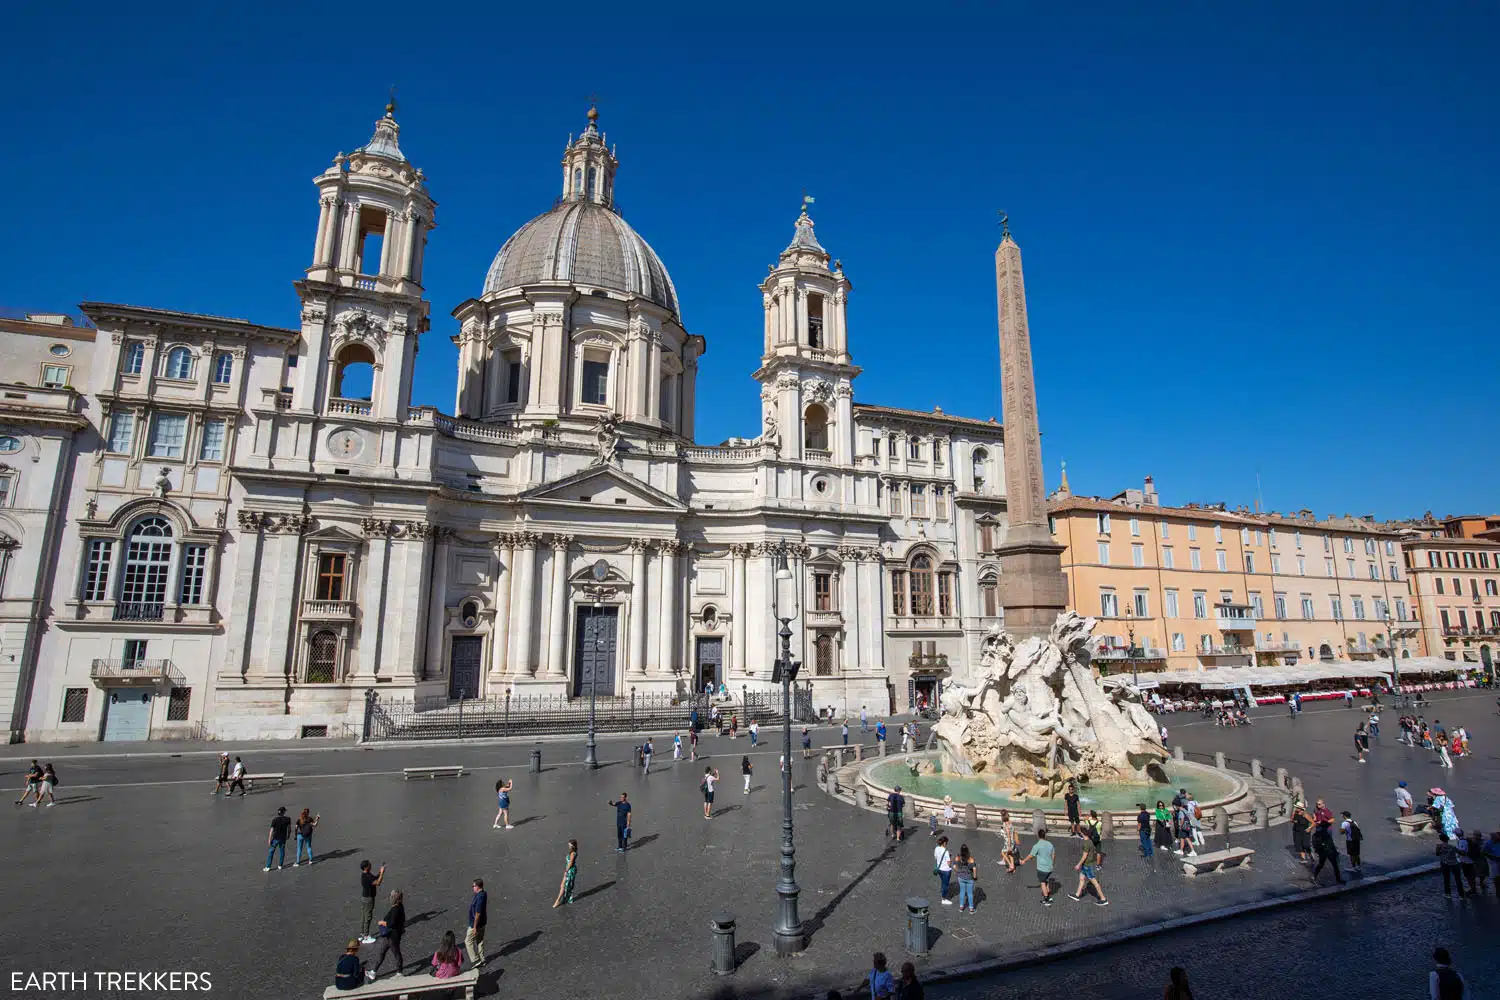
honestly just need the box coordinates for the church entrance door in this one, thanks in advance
[574,606,619,698]
[448,636,483,700]
[695,637,723,691]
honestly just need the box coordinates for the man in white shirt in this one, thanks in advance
[933,836,954,905]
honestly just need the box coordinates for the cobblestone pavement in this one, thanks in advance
[1,690,1494,999]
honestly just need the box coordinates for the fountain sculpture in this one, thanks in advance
[931,611,1167,799]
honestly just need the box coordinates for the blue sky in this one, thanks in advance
[4,4,1495,520]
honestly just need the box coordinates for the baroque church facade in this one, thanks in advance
[9,106,1019,742]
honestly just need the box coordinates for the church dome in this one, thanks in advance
[482,200,680,318]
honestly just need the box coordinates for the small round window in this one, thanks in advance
[811,475,830,495]
[0,436,20,453]
[49,344,71,357]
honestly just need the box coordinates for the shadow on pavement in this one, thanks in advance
[573,880,615,901]
[632,833,661,850]
[317,848,361,863]
[497,929,541,957]
[511,815,545,827]
[406,908,447,928]
[803,843,898,942]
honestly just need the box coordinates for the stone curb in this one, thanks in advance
[804,860,1441,998]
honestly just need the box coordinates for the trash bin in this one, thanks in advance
[529,747,542,773]
[905,897,930,956]
[711,913,736,975]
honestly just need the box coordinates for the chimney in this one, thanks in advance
[1143,475,1159,506]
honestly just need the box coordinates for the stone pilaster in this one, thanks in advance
[545,534,573,679]
[627,539,649,679]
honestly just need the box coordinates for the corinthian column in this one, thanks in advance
[993,222,1067,639]
[730,544,749,678]
[513,533,539,676]
[656,540,681,676]
[545,534,573,679]
[490,534,514,685]
[627,539,649,679]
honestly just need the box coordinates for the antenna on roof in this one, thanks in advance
[1255,471,1264,514]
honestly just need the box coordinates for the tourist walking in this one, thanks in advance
[1153,800,1173,852]
[358,861,386,942]
[14,759,43,807]
[1368,712,1380,740]
[641,737,654,775]
[953,844,978,913]
[1186,793,1205,847]
[1437,833,1468,897]
[1070,835,1110,905]
[430,931,462,979]
[1436,731,1454,768]
[942,795,956,831]
[841,720,849,746]
[998,809,1019,872]
[1291,803,1312,862]
[1163,966,1194,1000]
[1354,726,1367,763]
[366,889,406,980]
[689,727,699,761]
[212,753,230,797]
[264,806,292,871]
[876,719,887,747]
[1430,947,1466,999]
[1457,830,1480,895]
[1159,723,1169,748]
[896,961,925,1000]
[749,720,759,747]
[294,809,320,866]
[36,763,58,807]
[465,879,487,967]
[1064,782,1081,837]
[885,785,906,841]
[868,953,895,1000]
[673,733,682,760]
[742,755,753,794]
[1137,803,1154,858]
[1021,828,1057,904]
[933,836,953,904]
[1396,781,1414,816]
[610,792,634,847]
[1174,800,1196,857]
[861,706,869,733]
[701,768,718,819]
[229,756,248,796]
[493,778,514,829]
[1311,819,1345,885]
[1339,810,1363,874]
[553,839,578,907]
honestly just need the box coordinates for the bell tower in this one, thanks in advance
[294,97,437,424]
[753,201,859,466]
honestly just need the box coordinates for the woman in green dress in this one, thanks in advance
[553,839,578,907]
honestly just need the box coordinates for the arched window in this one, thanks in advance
[910,554,934,616]
[587,166,597,199]
[118,517,173,620]
[163,346,194,380]
[123,342,145,375]
[333,343,376,400]
[307,631,339,683]
[980,574,998,617]
[461,600,479,628]
[804,404,829,452]
[573,168,583,197]
[212,352,234,385]
[972,448,989,492]
[814,634,835,676]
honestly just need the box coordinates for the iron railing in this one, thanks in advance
[363,689,791,742]
[114,602,165,621]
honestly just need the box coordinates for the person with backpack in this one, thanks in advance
[641,737,654,775]
[14,759,43,807]
[212,753,231,797]
[699,769,718,820]
[1430,947,1466,999]
[1339,810,1362,874]
[37,763,58,807]
[1069,833,1110,905]
[1310,817,1344,885]
[741,755,753,795]
[885,786,906,842]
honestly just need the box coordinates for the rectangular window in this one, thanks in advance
[910,484,927,518]
[1385,540,1395,557]
[1250,593,1263,617]
[1214,523,1223,543]
[61,688,88,723]
[1343,537,1354,554]
[1240,527,1250,545]
[41,364,70,388]
[1453,577,1462,596]
[1295,531,1303,549]
[1374,598,1387,619]
[934,487,949,519]
[123,639,148,666]
[178,545,208,605]
[887,437,897,457]
[1324,535,1332,553]
[1297,556,1306,576]
[212,353,233,385]
[1190,548,1202,570]
[0,475,9,508]
[167,687,192,721]
[1193,592,1207,618]
[1270,553,1280,573]
[1097,542,1110,565]
[1326,558,1335,576]
[1440,609,1450,629]
[1388,563,1399,581]
[933,442,944,467]
[1486,579,1498,597]
[1216,550,1227,572]
[1244,552,1255,573]
[1162,546,1174,568]
[1395,598,1407,620]
[1364,538,1375,555]
[148,413,188,459]
[813,572,832,612]
[870,438,880,465]
[1097,513,1111,535]
[315,553,346,601]
[1130,517,1140,536]
[1352,596,1365,620]
[1274,593,1287,619]
[1132,543,1144,567]
[978,523,994,553]
[908,438,921,460]
[1436,577,1445,595]
[504,350,523,404]
[82,539,113,601]
[107,412,135,454]
[1132,590,1148,617]
[1301,596,1315,620]
[199,420,226,463]
[1330,597,1343,621]
[889,485,904,516]
[1171,632,1186,652]
[890,570,906,617]
[581,355,609,406]
[1161,521,1170,539]
[937,574,952,617]
[982,584,997,617]
[1187,524,1197,541]
[1458,609,1469,629]
[1346,559,1356,577]
[1269,529,1277,548]
[1164,589,1179,618]
[1099,590,1118,617]
[1367,563,1378,581]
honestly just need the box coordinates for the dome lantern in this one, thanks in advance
[561,104,617,208]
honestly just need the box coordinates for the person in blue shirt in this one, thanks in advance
[610,792,633,851]
[876,720,887,744]
[334,939,363,990]
[465,879,487,967]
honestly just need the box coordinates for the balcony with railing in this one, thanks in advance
[1091,643,1167,662]
[1214,603,1257,632]
[887,615,963,633]
[114,602,165,622]
[328,397,372,417]
[90,658,174,685]
[1254,638,1304,653]
[1199,643,1251,656]
[908,652,950,673]
[302,600,356,620]
[803,448,832,465]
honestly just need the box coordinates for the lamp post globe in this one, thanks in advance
[770,548,804,956]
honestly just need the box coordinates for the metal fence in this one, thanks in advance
[363,689,790,742]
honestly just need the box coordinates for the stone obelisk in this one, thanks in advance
[993,220,1067,639]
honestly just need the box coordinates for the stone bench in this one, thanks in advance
[247,773,286,787]
[1396,814,1434,836]
[323,968,478,1000]
[402,766,466,780]
[1181,847,1255,876]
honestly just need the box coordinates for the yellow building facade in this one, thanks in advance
[1402,533,1500,672]
[1047,478,1421,675]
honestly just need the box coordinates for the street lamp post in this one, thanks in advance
[770,549,805,956]
[1124,609,1139,690]
[582,560,616,770]
[1384,611,1418,697]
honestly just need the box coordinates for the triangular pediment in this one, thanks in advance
[304,524,366,543]
[520,465,687,512]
